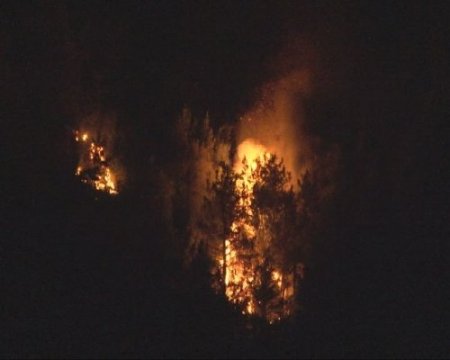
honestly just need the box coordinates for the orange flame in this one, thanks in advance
[74,130,118,195]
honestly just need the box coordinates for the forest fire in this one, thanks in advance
[211,138,301,323]
[74,130,118,195]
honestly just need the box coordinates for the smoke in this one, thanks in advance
[236,69,313,186]
[237,38,338,200]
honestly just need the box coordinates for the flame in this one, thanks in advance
[74,130,118,195]
[216,138,296,322]
[75,132,89,142]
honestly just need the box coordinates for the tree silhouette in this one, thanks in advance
[206,161,239,292]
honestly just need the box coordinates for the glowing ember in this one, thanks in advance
[74,130,118,195]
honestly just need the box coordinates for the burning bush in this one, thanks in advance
[72,113,123,195]
[74,130,118,195]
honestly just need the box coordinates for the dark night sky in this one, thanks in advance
[1,1,449,357]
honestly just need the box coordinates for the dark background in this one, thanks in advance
[1,1,448,357]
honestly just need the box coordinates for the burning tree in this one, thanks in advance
[199,141,305,323]
[171,109,314,322]
[74,130,119,195]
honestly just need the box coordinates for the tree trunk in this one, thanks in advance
[222,235,227,295]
